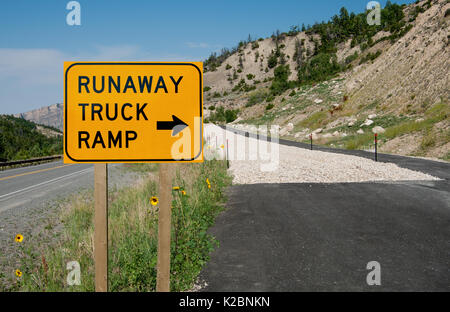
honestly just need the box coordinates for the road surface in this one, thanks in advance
[199,128,450,291]
[0,161,93,214]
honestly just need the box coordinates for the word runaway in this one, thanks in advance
[78,75,183,94]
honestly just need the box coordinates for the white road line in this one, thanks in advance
[0,167,92,201]
[0,161,63,176]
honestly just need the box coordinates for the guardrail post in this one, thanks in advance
[226,139,230,169]
[374,133,378,162]
[0,155,63,168]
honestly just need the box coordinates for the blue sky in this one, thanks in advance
[0,0,415,114]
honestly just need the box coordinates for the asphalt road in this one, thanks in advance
[200,129,450,291]
[0,161,93,214]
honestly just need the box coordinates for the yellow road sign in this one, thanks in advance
[64,62,203,163]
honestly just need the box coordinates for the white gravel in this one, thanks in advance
[204,124,440,184]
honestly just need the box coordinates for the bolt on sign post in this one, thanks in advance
[64,62,204,292]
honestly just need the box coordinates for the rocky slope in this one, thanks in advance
[204,0,449,160]
[15,103,63,131]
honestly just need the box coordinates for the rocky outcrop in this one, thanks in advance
[15,103,63,131]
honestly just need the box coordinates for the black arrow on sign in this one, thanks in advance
[156,115,188,136]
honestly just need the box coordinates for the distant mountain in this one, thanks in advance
[15,103,63,131]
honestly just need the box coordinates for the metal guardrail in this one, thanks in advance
[0,155,62,167]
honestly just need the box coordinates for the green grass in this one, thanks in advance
[361,100,380,111]
[121,163,159,173]
[246,89,269,107]
[13,160,231,292]
[443,152,450,162]
[326,115,411,137]
[296,111,328,130]
[241,76,343,128]
[420,129,436,150]
[325,101,449,151]
[343,132,374,150]
[383,102,448,140]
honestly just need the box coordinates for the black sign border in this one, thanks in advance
[64,62,203,162]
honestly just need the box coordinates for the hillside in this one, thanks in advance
[204,0,449,160]
[0,115,62,161]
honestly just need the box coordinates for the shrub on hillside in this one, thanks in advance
[270,65,293,96]
[266,103,274,110]
[267,52,278,69]
[208,107,239,123]
[345,51,359,64]
[246,89,269,107]
[297,53,341,84]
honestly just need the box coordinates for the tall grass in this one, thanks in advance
[334,101,449,151]
[297,111,328,129]
[14,159,231,291]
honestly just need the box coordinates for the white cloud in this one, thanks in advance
[186,42,211,48]
[0,46,198,114]
[0,45,197,83]
[186,42,223,50]
[0,48,65,85]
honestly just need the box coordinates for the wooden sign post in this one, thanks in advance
[64,62,203,292]
[94,163,108,292]
[156,163,173,291]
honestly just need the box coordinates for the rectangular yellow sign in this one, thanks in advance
[64,62,203,163]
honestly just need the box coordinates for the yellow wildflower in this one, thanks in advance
[15,234,23,243]
[150,196,159,206]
